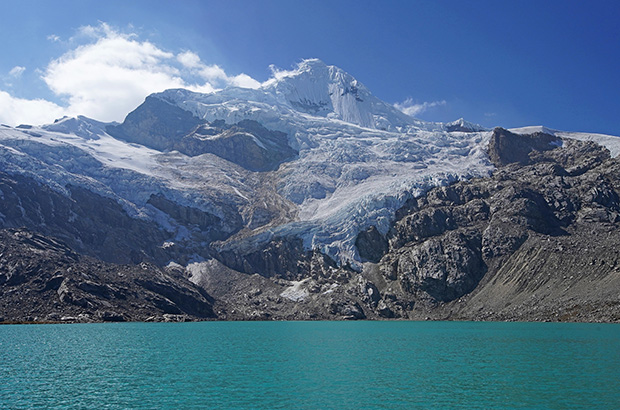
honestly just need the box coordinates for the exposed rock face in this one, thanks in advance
[355,225,389,263]
[106,96,205,151]
[487,127,561,166]
[108,97,297,172]
[216,236,349,281]
[178,120,297,172]
[0,172,170,264]
[370,128,620,321]
[386,230,486,302]
[0,229,215,323]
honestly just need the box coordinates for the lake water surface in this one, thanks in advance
[1,321,618,409]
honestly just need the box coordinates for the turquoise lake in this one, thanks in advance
[1,321,618,409]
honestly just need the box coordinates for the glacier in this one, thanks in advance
[1,58,619,269]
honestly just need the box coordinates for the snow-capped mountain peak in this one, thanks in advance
[263,58,370,118]
[261,58,419,130]
[445,118,488,133]
[41,115,116,140]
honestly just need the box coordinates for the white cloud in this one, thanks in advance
[9,66,26,78]
[47,34,61,42]
[177,51,202,69]
[177,50,261,89]
[42,29,186,122]
[0,23,262,125]
[0,90,65,126]
[394,98,447,117]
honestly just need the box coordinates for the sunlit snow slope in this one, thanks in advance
[1,59,618,268]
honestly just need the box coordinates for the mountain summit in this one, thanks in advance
[149,59,433,134]
[262,58,416,129]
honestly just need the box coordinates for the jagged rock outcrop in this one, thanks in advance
[487,127,561,166]
[355,225,389,263]
[366,128,620,321]
[216,236,350,281]
[108,96,297,172]
[0,229,215,323]
[178,120,297,172]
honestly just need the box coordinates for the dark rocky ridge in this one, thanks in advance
[0,228,215,323]
[107,97,297,172]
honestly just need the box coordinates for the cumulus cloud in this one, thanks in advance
[0,23,261,126]
[42,28,187,122]
[0,91,65,126]
[9,66,26,78]
[177,51,202,69]
[177,50,261,89]
[394,98,447,117]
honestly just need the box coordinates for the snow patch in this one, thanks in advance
[186,261,210,285]
[280,279,310,302]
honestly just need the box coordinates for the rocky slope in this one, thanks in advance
[372,128,620,321]
[177,128,620,322]
[0,229,215,323]
[1,128,619,322]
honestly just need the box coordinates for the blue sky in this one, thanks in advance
[1,0,619,134]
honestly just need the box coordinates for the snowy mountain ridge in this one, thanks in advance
[262,58,420,130]
[154,58,440,137]
[1,59,619,270]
